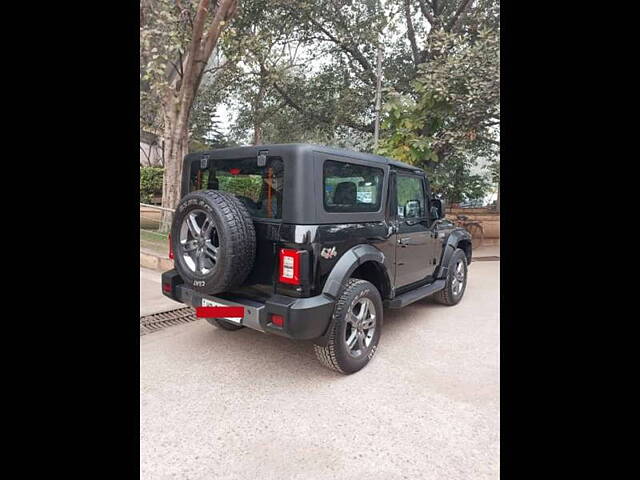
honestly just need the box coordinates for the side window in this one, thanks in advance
[396,175,425,220]
[323,160,384,213]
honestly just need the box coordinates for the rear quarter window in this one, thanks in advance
[323,160,384,213]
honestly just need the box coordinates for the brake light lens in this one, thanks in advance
[279,248,302,285]
[168,234,174,259]
[270,314,284,327]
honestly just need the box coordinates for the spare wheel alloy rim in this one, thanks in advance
[178,208,220,275]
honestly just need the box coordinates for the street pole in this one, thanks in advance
[373,41,383,151]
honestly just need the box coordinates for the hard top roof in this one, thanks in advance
[185,143,423,174]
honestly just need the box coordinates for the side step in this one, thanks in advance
[385,280,446,309]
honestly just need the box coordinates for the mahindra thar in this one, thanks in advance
[162,144,472,374]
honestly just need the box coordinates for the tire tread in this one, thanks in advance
[434,248,467,305]
[173,190,256,294]
[313,279,376,374]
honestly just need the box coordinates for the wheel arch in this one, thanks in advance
[350,261,392,300]
[457,238,472,264]
[435,228,473,279]
[316,245,389,348]
[322,244,391,300]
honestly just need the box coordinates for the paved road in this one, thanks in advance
[140,261,500,480]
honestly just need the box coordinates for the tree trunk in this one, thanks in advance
[253,121,262,145]
[253,89,263,145]
[253,72,266,146]
[160,100,189,232]
[160,134,188,232]
[156,0,239,232]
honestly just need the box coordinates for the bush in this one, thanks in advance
[218,175,263,201]
[140,167,164,203]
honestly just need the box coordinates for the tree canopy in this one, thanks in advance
[141,0,500,203]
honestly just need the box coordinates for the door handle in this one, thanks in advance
[398,237,410,246]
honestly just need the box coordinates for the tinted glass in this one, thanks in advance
[189,157,284,219]
[396,175,425,219]
[323,160,384,213]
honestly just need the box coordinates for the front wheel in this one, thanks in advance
[433,247,468,306]
[314,279,383,374]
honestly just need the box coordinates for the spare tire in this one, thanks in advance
[171,190,256,295]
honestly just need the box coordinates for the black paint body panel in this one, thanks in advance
[165,144,473,341]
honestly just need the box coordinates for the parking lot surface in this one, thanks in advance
[140,261,500,479]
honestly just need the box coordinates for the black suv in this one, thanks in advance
[162,144,472,374]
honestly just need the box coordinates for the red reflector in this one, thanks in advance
[196,306,244,318]
[279,248,302,285]
[271,314,284,327]
[168,233,174,259]
[229,168,241,175]
[162,283,172,293]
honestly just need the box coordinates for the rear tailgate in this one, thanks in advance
[241,221,281,292]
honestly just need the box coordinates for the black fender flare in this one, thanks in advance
[435,228,472,279]
[314,244,389,347]
[322,244,389,299]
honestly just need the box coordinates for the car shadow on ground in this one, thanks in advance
[175,296,450,382]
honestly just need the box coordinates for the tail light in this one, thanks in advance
[168,233,174,260]
[279,248,302,285]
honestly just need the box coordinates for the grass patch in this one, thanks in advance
[140,229,168,256]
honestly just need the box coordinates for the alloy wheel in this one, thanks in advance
[451,259,466,296]
[345,297,376,357]
[178,209,219,275]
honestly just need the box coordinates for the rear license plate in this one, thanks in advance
[200,298,244,324]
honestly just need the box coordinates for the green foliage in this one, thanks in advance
[194,169,263,200]
[219,175,263,201]
[218,0,387,147]
[140,0,500,203]
[488,158,500,183]
[140,0,191,133]
[140,167,164,203]
[377,27,499,202]
[140,0,234,143]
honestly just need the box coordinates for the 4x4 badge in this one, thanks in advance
[320,247,337,259]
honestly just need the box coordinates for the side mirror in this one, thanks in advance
[404,200,420,219]
[430,198,443,220]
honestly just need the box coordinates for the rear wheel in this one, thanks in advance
[314,279,383,374]
[205,318,244,331]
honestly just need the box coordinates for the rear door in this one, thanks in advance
[394,172,437,288]
[186,155,285,295]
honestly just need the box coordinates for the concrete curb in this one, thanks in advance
[140,249,174,272]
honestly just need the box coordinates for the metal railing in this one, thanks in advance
[140,203,174,255]
[140,202,175,213]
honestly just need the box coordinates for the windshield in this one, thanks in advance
[189,157,284,220]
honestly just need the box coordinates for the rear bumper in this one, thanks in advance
[161,269,335,340]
